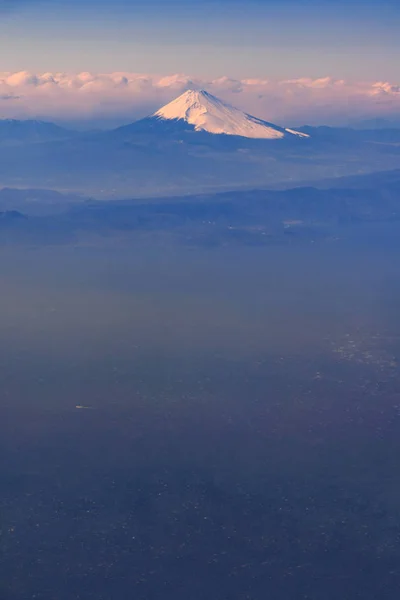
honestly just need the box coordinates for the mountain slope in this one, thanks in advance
[139,90,309,140]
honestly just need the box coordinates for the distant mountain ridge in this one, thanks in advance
[0,119,74,143]
[297,125,400,144]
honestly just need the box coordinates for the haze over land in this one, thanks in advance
[2,222,400,600]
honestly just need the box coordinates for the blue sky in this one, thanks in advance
[0,0,399,79]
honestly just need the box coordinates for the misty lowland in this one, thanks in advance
[2,82,400,600]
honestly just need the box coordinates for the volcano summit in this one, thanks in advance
[148,89,309,140]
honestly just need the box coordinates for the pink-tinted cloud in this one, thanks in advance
[0,71,399,126]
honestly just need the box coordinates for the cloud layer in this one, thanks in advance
[1,71,400,127]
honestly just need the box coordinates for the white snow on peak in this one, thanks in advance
[284,128,309,138]
[153,90,308,140]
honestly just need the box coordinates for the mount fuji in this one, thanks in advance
[116,90,309,141]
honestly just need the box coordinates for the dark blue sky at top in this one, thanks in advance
[0,0,399,79]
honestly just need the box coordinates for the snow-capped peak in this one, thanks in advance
[153,90,308,140]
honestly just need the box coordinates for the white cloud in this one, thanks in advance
[369,82,400,96]
[0,71,399,126]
